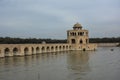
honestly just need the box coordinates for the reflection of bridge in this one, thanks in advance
[0,44,71,57]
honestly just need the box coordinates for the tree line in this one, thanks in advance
[89,37,120,43]
[0,37,120,44]
[0,37,67,44]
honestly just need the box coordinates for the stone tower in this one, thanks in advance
[67,23,89,50]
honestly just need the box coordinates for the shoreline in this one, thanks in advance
[96,43,119,47]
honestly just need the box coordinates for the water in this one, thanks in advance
[0,47,120,80]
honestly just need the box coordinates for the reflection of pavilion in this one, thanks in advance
[67,51,90,72]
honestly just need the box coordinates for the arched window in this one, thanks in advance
[72,32,74,36]
[74,32,76,36]
[71,39,76,44]
[80,32,83,36]
[86,32,88,35]
[80,39,83,44]
[86,39,88,44]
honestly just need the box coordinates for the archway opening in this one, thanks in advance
[55,46,58,51]
[41,47,45,52]
[66,46,68,50]
[59,46,61,50]
[36,47,40,53]
[13,47,19,55]
[80,39,83,44]
[86,39,88,44]
[83,48,86,51]
[32,47,34,54]
[71,39,76,44]
[80,32,83,36]
[46,46,50,52]
[24,47,29,55]
[63,46,65,50]
[69,46,71,49]
[51,46,54,51]
[4,48,10,56]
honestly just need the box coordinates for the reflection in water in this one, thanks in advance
[67,51,90,80]
[67,51,89,71]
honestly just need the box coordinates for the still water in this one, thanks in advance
[0,47,120,80]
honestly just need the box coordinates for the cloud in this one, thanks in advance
[0,0,120,38]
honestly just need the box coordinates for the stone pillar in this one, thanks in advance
[9,48,14,57]
[20,47,25,56]
[39,47,42,53]
[32,47,36,55]
[0,48,4,58]
[27,47,32,55]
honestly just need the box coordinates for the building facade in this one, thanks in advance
[0,23,97,58]
[67,23,97,51]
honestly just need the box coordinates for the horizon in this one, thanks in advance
[0,36,120,40]
[0,0,120,39]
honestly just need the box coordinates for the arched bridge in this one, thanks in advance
[0,43,71,57]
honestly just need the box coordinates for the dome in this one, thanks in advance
[73,23,82,28]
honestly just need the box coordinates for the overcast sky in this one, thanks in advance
[0,0,120,39]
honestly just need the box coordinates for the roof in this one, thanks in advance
[73,23,82,28]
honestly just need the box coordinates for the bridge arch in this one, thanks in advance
[63,46,65,50]
[13,47,19,56]
[46,46,50,52]
[31,47,34,54]
[4,48,10,56]
[36,47,40,53]
[69,46,71,49]
[55,46,58,51]
[59,46,62,51]
[41,46,45,52]
[66,45,68,50]
[24,47,29,55]
[51,46,54,52]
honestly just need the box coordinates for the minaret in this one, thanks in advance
[67,23,89,50]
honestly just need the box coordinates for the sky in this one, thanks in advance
[0,0,120,39]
